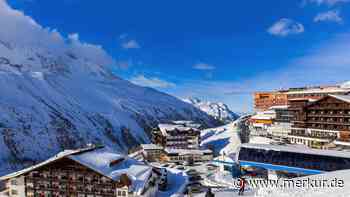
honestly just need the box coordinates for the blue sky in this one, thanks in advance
[7,0,350,112]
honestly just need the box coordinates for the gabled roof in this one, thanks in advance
[0,147,153,194]
[329,94,350,104]
[158,123,199,136]
[305,94,350,108]
[0,147,96,181]
[286,87,350,95]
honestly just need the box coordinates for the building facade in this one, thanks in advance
[267,105,292,139]
[248,110,276,136]
[254,85,350,112]
[140,144,165,162]
[254,91,288,112]
[163,149,213,163]
[0,147,159,197]
[286,86,350,101]
[288,95,350,149]
[153,123,201,149]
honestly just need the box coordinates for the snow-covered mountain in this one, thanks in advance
[0,1,219,176]
[183,98,239,123]
[340,81,350,89]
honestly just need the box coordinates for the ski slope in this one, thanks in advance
[201,122,241,156]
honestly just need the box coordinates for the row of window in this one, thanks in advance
[308,117,350,122]
[309,110,350,115]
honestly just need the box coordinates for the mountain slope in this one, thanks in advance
[184,98,239,123]
[201,121,241,156]
[0,1,218,176]
[341,81,350,89]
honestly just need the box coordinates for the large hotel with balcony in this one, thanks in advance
[253,84,350,149]
[152,121,201,149]
[254,85,350,112]
[0,146,159,197]
[288,95,350,149]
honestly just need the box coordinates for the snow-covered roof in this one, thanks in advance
[250,113,275,120]
[141,144,163,150]
[269,105,289,110]
[286,87,350,95]
[329,94,350,104]
[288,98,317,102]
[158,123,199,136]
[0,147,94,181]
[0,147,153,194]
[68,148,153,194]
[171,120,202,128]
[164,148,212,155]
[240,143,350,159]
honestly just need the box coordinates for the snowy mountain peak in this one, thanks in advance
[183,98,239,124]
[0,1,219,176]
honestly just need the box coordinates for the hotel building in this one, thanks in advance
[288,95,350,149]
[0,147,159,197]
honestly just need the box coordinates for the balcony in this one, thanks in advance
[334,140,350,147]
[305,121,350,126]
[308,114,350,118]
[290,130,337,138]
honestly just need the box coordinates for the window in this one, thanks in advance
[117,189,127,197]
[11,179,17,185]
[11,189,18,195]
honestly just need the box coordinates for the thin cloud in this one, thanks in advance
[314,10,343,24]
[130,75,176,88]
[0,0,115,67]
[119,33,128,39]
[304,0,350,6]
[168,33,350,112]
[268,18,304,37]
[121,39,140,49]
[193,62,216,70]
